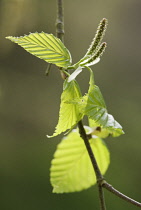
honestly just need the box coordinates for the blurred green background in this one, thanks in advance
[0,0,141,209]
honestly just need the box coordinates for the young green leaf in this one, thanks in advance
[85,69,124,134]
[6,32,72,68]
[84,70,124,135]
[47,80,82,138]
[50,130,110,193]
[67,69,124,136]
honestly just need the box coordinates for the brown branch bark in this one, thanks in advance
[78,120,106,210]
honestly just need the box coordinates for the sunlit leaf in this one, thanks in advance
[6,32,72,68]
[82,71,124,135]
[47,80,82,138]
[84,70,124,135]
[68,69,124,136]
[50,130,110,193]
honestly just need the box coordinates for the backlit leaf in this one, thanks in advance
[47,80,82,138]
[68,69,124,136]
[84,70,124,135]
[50,130,110,193]
[6,32,72,68]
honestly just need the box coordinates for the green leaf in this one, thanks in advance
[47,80,83,138]
[84,70,124,135]
[6,32,72,68]
[69,69,124,136]
[83,71,124,136]
[50,130,110,193]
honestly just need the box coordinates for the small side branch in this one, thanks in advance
[103,181,141,208]
[78,120,141,209]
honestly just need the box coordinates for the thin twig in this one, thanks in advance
[78,120,106,210]
[78,121,103,180]
[56,0,64,41]
[77,119,141,209]
[103,181,141,208]
[56,0,67,80]
[98,184,107,210]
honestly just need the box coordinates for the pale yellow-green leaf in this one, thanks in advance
[47,80,82,138]
[6,32,72,68]
[50,130,110,193]
[76,68,124,137]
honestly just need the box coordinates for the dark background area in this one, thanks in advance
[0,0,141,209]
